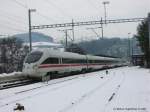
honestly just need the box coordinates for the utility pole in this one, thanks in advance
[131,37,134,57]
[148,13,150,67]
[58,29,72,48]
[101,18,104,38]
[128,33,131,63]
[28,9,36,52]
[131,37,134,65]
[102,1,109,24]
[64,30,68,47]
[86,18,104,39]
[72,19,75,42]
[86,27,102,39]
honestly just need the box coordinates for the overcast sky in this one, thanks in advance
[0,0,150,42]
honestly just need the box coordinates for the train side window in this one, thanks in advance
[62,58,71,64]
[42,57,59,64]
[89,60,94,63]
[62,58,87,64]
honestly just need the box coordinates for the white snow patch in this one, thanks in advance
[0,66,149,112]
[0,72,22,77]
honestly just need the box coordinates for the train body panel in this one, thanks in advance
[22,48,123,79]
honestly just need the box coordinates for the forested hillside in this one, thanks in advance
[77,37,142,58]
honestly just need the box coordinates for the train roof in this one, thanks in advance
[86,55,120,61]
[35,48,86,59]
[32,48,120,61]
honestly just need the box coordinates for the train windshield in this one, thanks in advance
[25,51,43,63]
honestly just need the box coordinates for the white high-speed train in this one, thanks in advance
[22,48,122,79]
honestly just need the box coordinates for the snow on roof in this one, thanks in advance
[24,42,64,48]
[32,48,86,59]
[23,42,65,51]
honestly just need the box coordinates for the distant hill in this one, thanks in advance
[14,32,53,43]
[77,37,142,59]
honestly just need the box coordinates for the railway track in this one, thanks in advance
[0,76,37,90]
[0,67,124,90]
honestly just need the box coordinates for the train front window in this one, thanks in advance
[25,51,43,63]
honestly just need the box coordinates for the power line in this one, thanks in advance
[9,0,60,35]
[11,0,57,24]
[43,0,72,18]
[0,23,27,32]
[0,19,27,30]
[0,9,28,23]
[11,0,28,9]
[36,11,57,23]
[86,27,102,38]
[0,13,27,25]
[85,0,100,12]
[58,29,73,47]
[0,12,28,29]
[11,0,62,26]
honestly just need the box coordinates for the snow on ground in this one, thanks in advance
[0,66,150,112]
[0,72,22,78]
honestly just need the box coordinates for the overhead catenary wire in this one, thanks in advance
[0,14,27,25]
[86,27,101,38]
[10,0,56,24]
[0,0,28,32]
[1,0,71,41]
[0,0,28,34]
[0,19,28,30]
[36,11,57,23]
[0,23,27,32]
[12,0,28,9]
[85,0,101,13]
[9,0,62,47]
[0,8,28,24]
[43,0,72,19]
[60,30,73,42]
[1,0,58,39]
